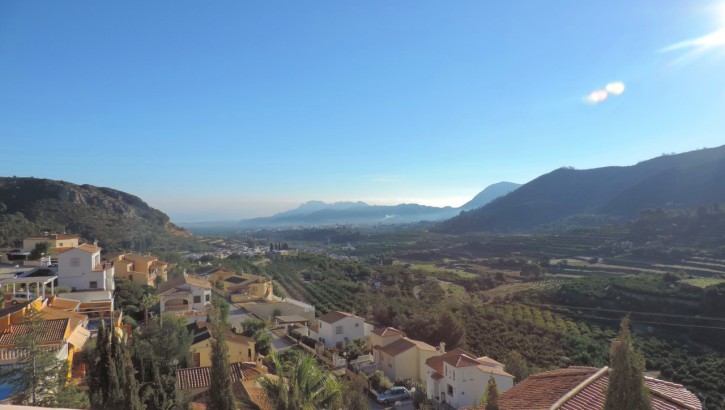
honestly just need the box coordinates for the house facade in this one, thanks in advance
[23,234,80,254]
[112,253,168,287]
[308,311,372,349]
[57,243,114,292]
[158,274,212,315]
[202,268,273,302]
[373,333,442,382]
[187,320,256,367]
[425,348,514,409]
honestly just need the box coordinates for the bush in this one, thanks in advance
[369,370,393,392]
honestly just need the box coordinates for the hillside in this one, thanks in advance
[437,145,725,233]
[460,181,521,210]
[0,177,194,251]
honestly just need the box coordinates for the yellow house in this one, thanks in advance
[187,320,256,367]
[0,297,90,372]
[112,253,168,286]
[23,234,80,255]
[372,331,442,382]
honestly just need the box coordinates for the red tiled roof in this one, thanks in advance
[0,318,69,346]
[498,367,599,410]
[317,311,361,324]
[374,337,436,356]
[496,366,701,410]
[177,362,263,390]
[372,327,405,337]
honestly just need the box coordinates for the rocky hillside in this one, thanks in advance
[0,177,194,251]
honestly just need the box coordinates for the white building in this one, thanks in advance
[308,311,372,349]
[57,243,114,292]
[158,274,212,315]
[425,348,514,409]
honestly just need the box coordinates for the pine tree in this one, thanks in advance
[604,317,652,410]
[209,311,235,410]
[484,375,500,410]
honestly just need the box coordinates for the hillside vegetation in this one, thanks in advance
[0,177,196,252]
[437,145,725,233]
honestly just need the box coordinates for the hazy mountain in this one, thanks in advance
[437,145,725,233]
[238,201,459,227]
[273,201,369,218]
[460,181,522,211]
[0,177,193,251]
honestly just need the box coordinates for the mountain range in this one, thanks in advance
[235,182,522,228]
[436,144,725,233]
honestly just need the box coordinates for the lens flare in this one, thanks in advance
[605,81,625,95]
[585,90,608,104]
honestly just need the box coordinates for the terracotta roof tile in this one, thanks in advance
[317,310,361,324]
[495,366,702,410]
[372,327,405,337]
[0,318,70,346]
[374,337,436,356]
[177,362,263,390]
[498,367,599,410]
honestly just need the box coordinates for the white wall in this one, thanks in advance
[435,363,514,409]
[58,249,112,291]
[316,315,367,348]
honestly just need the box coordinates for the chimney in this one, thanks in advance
[93,240,98,247]
[439,342,446,353]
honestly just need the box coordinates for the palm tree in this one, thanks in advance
[259,352,342,410]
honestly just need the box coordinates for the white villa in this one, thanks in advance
[57,243,114,292]
[309,310,372,349]
[425,348,514,409]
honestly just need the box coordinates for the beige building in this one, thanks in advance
[372,327,442,382]
[112,253,168,287]
[202,268,273,302]
[23,234,80,255]
[187,320,256,367]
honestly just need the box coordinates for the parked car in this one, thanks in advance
[376,386,410,404]
[10,292,37,304]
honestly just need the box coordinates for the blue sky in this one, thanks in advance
[1,1,724,221]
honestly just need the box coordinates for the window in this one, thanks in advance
[205,294,210,302]
[335,325,343,334]
[89,281,98,289]
[194,295,201,303]
[447,385,453,396]
[71,257,80,267]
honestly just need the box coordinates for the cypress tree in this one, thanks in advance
[485,375,500,410]
[604,317,652,410]
[209,312,235,410]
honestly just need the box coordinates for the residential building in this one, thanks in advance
[373,333,442,382]
[187,320,256,367]
[492,366,701,410]
[23,234,80,255]
[111,253,168,287]
[57,243,114,292]
[176,362,271,409]
[239,298,316,322]
[202,267,274,302]
[308,311,373,349]
[158,274,212,315]
[371,327,406,348]
[425,348,514,408]
[0,297,90,373]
